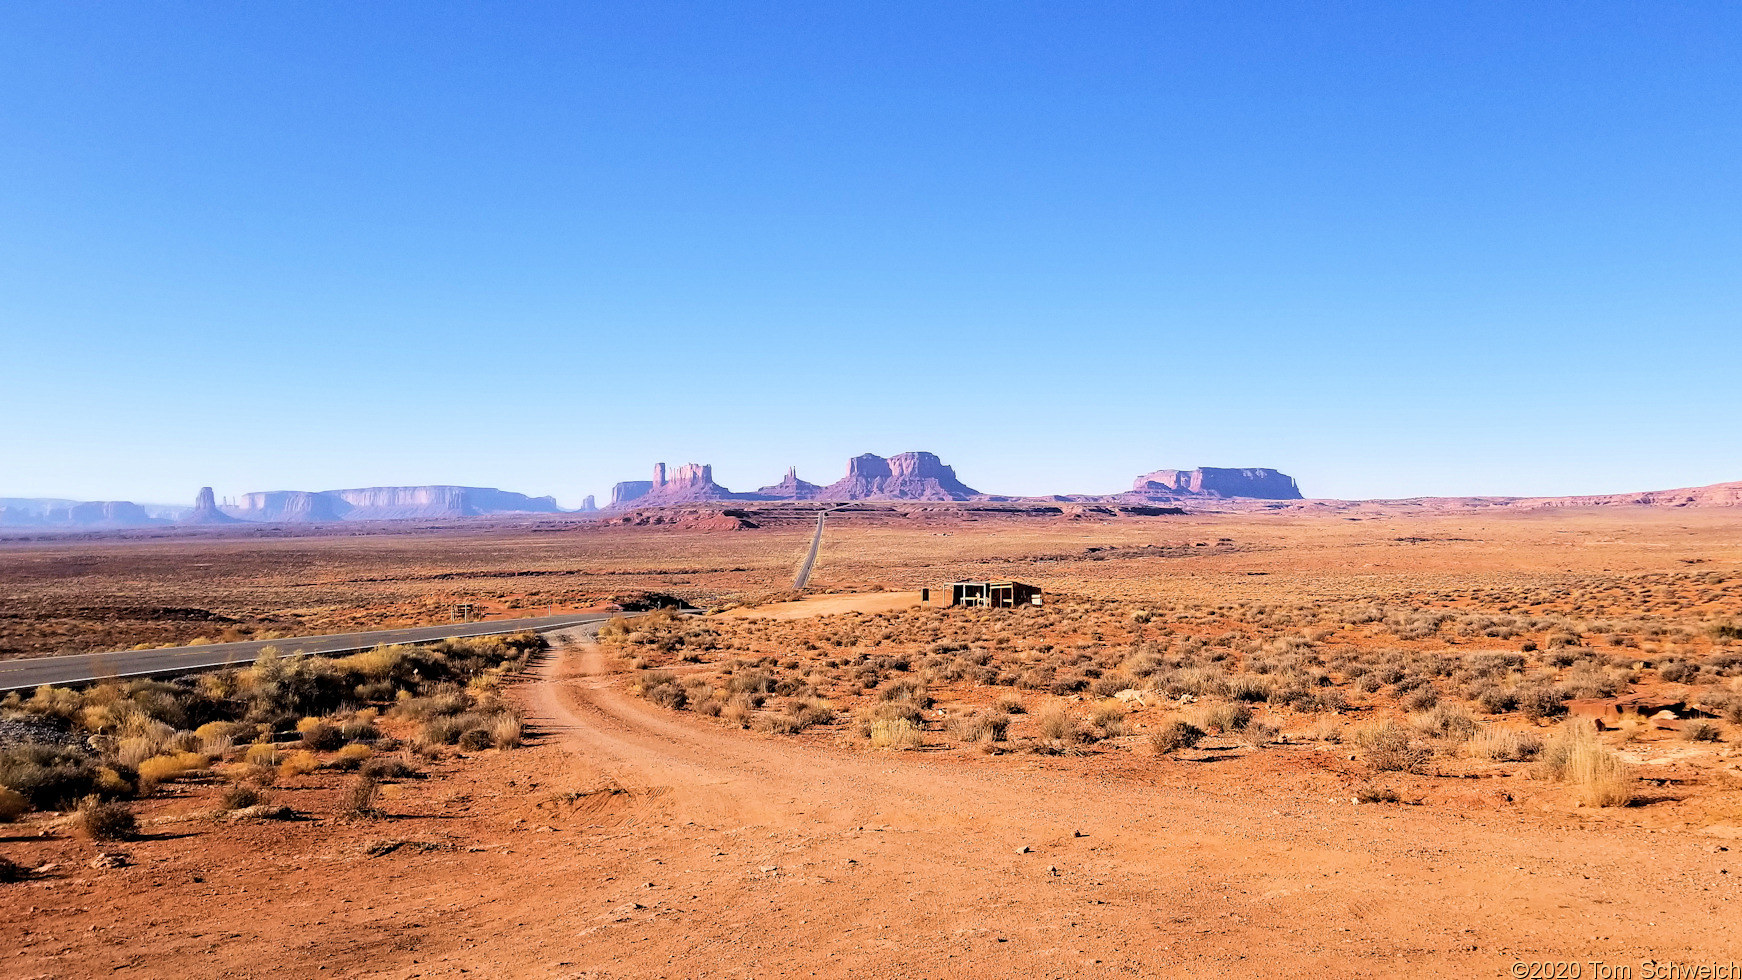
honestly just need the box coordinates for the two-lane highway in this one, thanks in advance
[0,613,614,692]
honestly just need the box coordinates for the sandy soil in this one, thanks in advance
[722,591,925,619]
[3,506,1741,976]
[5,628,1735,978]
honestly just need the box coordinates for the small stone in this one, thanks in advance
[88,852,130,869]
[1015,845,1031,854]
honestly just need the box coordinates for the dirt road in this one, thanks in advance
[517,633,1737,978]
[8,631,1733,979]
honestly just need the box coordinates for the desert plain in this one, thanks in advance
[1,502,1739,978]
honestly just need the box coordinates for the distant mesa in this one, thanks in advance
[606,452,979,508]
[818,452,979,501]
[181,486,242,525]
[0,498,165,529]
[579,494,598,512]
[610,480,654,508]
[756,466,823,500]
[1129,467,1303,501]
[223,486,566,523]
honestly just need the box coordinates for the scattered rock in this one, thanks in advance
[88,852,130,869]
[1015,845,1031,854]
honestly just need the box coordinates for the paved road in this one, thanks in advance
[792,508,831,588]
[0,613,613,692]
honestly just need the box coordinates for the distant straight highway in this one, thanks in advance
[0,613,613,692]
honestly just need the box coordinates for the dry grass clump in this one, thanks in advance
[278,750,320,777]
[1149,719,1204,755]
[1536,721,1634,806]
[340,775,382,819]
[948,711,1010,743]
[1466,725,1544,762]
[1410,704,1479,742]
[1683,721,1722,743]
[868,718,923,750]
[1035,706,1072,741]
[136,751,207,790]
[1089,700,1127,737]
[327,743,375,771]
[1189,700,1252,734]
[1353,719,1431,774]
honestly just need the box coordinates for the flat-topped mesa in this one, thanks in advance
[1132,467,1302,500]
[629,462,738,505]
[756,466,823,500]
[225,486,564,522]
[818,451,979,501]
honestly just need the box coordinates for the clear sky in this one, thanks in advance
[2,2,1738,506]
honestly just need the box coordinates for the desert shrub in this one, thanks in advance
[1517,685,1568,722]
[1403,687,1439,712]
[1411,704,1478,741]
[877,678,933,707]
[1087,703,1128,741]
[1354,783,1400,804]
[218,784,262,811]
[136,751,205,790]
[860,700,924,729]
[1241,721,1280,748]
[753,713,801,734]
[0,786,27,821]
[359,756,419,780]
[458,727,493,751]
[326,743,374,771]
[1149,720,1204,755]
[1536,721,1633,806]
[0,744,98,809]
[641,672,689,710]
[868,718,922,750]
[1659,661,1700,683]
[948,712,1010,743]
[1353,720,1430,774]
[297,720,345,752]
[490,714,523,748]
[1193,701,1252,734]
[1466,726,1544,762]
[1473,685,1519,714]
[279,750,320,777]
[340,775,381,818]
[1684,721,1722,743]
[1090,672,1138,698]
[786,698,835,729]
[1035,707,1072,741]
[0,856,27,882]
[244,742,282,767]
[76,795,136,840]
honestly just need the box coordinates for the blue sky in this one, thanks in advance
[2,2,1738,506]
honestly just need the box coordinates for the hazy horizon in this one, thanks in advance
[4,3,1738,506]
